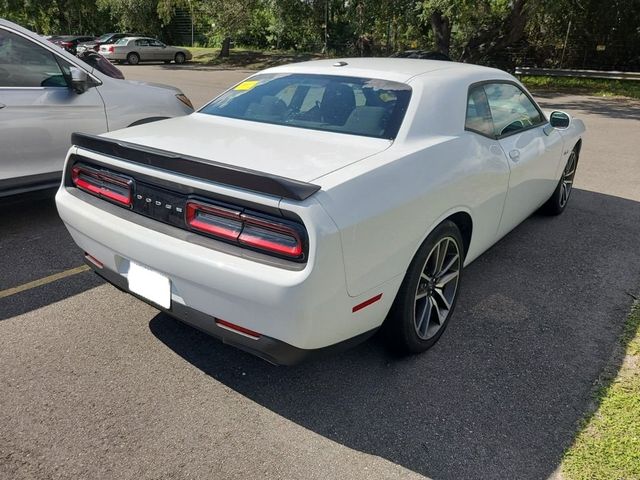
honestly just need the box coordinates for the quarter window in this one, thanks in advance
[465,85,494,137]
[483,83,544,136]
[0,28,67,87]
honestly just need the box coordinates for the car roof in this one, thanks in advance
[262,57,510,84]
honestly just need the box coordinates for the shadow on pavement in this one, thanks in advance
[0,190,103,320]
[150,188,640,479]
[533,91,640,120]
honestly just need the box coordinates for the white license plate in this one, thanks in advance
[127,261,171,309]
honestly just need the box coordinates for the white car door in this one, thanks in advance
[479,82,564,236]
[0,27,107,192]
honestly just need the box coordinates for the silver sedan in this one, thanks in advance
[99,37,192,65]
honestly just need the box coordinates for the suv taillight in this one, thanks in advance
[71,164,133,207]
[186,200,304,259]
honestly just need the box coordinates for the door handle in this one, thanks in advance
[509,149,520,161]
[0,103,6,109]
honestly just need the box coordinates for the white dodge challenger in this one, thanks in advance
[56,58,585,364]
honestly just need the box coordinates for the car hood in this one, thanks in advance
[120,79,182,94]
[100,113,392,183]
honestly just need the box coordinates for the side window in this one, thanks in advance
[0,28,67,87]
[483,83,544,136]
[465,85,494,137]
[136,39,150,47]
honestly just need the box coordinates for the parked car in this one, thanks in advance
[51,35,96,55]
[99,37,192,65]
[76,32,136,55]
[56,58,585,365]
[0,19,194,196]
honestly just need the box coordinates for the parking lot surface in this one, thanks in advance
[1,65,639,480]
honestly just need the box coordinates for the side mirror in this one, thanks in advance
[70,67,90,94]
[549,111,571,129]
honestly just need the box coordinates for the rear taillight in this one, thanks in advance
[71,164,133,207]
[106,45,114,53]
[186,200,304,260]
[186,201,242,241]
[238,215,303,258]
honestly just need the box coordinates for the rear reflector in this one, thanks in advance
[215,319,261,339]
[352,293,383,313]
[71,164,133,207]
[84,252,104,269]
[185,200,304,260]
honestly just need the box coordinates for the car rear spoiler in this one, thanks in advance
[71,132,321,201]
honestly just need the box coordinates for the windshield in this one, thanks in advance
[199,73,412,140]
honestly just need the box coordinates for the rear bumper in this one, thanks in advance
[56,182,395,359]
[88,259,376,365]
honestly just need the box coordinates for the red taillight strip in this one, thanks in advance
[215,319,261,339]
[352,293,383,313]
[71,165,132,207]
[185,200,305,260]
[186,201,242,241]
[239,214,303,257]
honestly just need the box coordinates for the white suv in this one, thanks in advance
[0,19,194,196]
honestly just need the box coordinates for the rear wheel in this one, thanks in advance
[174,52,186,64]
[126,52,140,65]
[386,221,463,354]
[541,147,578,215]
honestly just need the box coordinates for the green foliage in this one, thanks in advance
[521,76,640,100]
[1,0,638,70]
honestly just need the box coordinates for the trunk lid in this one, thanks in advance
[100,113,392,183]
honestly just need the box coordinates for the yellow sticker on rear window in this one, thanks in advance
[234,80,259,91]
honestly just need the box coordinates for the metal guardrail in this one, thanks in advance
[515,67,640,81]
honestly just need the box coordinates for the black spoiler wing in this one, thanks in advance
[71,132,321,201]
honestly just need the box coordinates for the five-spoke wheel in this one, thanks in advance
[386,220,463,353]
[413,236,461,340]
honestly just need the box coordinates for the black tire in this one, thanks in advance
[126,52,140,65]
[385,220,464,354]
[174,52,186,64]
[541,146,579,216]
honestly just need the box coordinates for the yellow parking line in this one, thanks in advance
[0,265,91,299]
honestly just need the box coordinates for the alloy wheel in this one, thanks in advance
[559,151,577,208]
[413,236,461,340]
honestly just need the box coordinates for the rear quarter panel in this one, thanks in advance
[312,72,513,298]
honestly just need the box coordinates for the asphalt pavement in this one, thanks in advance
[1,64,639,480]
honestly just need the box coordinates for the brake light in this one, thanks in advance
[185,201,242,241]
[185,200,304,259]
[71,164,133,207]
[238,215,303,257]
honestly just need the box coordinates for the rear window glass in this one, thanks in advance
[199,73,412,140]
[115,38,129,45]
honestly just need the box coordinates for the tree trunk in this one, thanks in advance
[430,9,451,55]
[219,36,231,58]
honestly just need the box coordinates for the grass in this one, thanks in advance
[184,48,640,100]
[521,76,640,100]
[561,301,640,480]
[185,47,324,69]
